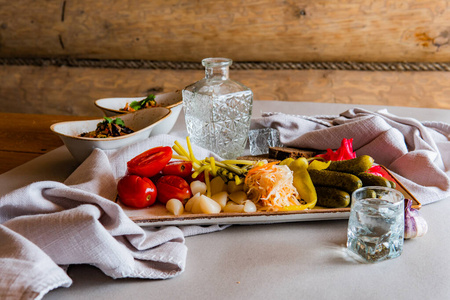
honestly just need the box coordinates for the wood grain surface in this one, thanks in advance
[0,113,94,174]
[1,65,449,117]
[1,0,450,62]
[2,0,450,115]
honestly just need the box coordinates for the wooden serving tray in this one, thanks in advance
[120,166,420,227]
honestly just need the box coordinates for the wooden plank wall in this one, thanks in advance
[1,0,450,116]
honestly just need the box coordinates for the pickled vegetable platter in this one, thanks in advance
[116,138,421,227]
[120,165,420,226]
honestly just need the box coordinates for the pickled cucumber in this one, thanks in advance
[357,172,392,188]
[326,155,374,174]
[316,186,350,208]
[308,169,363,194]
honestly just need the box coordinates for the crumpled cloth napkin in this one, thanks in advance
[251,107,450,205]
[0,134,228,300]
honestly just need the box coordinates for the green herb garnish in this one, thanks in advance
[129,94,156,111]
[103,117,125,127]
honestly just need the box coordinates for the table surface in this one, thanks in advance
[1,101,449,300]
[0,113,95,175]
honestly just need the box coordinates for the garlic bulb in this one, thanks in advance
[404,199,428,239]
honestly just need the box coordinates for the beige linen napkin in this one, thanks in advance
[252,108,450,205]
[0,134,228,300]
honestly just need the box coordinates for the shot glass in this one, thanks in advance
[248,128,283,156]
[347,186,405,263]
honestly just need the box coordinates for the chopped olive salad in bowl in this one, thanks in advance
[94,90,182,135]
[50,107,171,163]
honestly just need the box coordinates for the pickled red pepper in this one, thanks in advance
[316,138,383,177]
[317,138,356,161]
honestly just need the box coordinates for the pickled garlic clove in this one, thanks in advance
[166,199,184,216]
[223,202,245,213]
[243,200,257,213]
[404,199,428,239]
[211,191,228,209]
[198,195,222,214]
[190,180,207,195]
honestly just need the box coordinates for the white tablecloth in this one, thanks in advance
[1,101,449,300]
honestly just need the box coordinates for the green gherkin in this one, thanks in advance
[316,186,350,208]
[326,155,374,174]
[308,169,363,194]
[357,172,392,188]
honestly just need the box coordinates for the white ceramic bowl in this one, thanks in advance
[50,107,171,162]
[94,90,183,135]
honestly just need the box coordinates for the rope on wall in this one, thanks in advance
[1,57,450,71]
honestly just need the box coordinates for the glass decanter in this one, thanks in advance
[182,58,253,159]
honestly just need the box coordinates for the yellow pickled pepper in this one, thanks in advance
[307,159,331,170]
[288,157,317,209]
